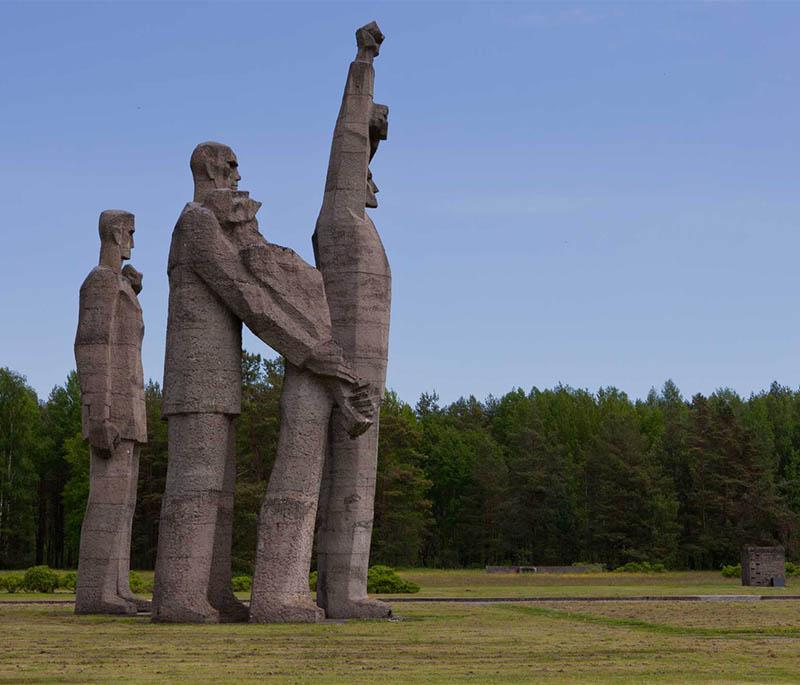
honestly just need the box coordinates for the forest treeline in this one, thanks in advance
[1,353,799,571]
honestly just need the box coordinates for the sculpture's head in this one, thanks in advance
[370,103,389,146]
[190,142,241,202]
[99,210,135,262]
[366,103,389,208]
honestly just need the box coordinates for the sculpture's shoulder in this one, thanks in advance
[173,202,219,235]
[169,202,220,271]
[79,265,120,295]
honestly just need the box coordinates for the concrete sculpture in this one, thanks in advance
[152,143,374,623]
[74,210,147,615]
[248,21,391,623]
[314,21,393,620]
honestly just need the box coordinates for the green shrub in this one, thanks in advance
[307,566,419,594]
[785,562,800,577]
[3,574,23,593]
[367,565,420,594]
[59,571,77,591]
[231,575,252,592]
[613,561,665,574]
[721,563,741,578]
[128,571,153,594]
[22,565,59,593]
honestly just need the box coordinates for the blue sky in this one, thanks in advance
[1,1,799,405]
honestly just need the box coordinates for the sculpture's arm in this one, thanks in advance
[319,22,383,221]
[185,209,358,384]
[74,269,120,453]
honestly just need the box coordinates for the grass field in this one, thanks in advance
[1,570,799,683]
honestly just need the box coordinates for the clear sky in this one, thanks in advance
[1,1,799,405]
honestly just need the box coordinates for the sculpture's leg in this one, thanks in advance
[152,413,229,623]
[250,364,331,623]
[75,443,137,615]
[207,422,248,622]
[114,444,151,611]
[315,265,392,620]
[316,412,391,619]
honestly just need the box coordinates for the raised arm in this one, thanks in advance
[74,269,120,453]
[318,22,384,223]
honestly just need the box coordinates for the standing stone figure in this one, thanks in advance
[314,21,393,619]
[153,144,374,623]
[74,210,147,615]
[248,22,391,623]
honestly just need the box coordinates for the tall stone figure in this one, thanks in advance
[74,210,147,615]
[314,21,392,619]
[153,144,374,623]
[248,22,390,623]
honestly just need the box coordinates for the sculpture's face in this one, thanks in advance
[370,103,389,143]
[366,170,379,209]
[118,215,135,261]
[366,103,388,209]
[214,148,241,191]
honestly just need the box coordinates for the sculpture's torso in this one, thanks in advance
[76,267,146,443]
[162,203,242,416]
[314,213,391,385]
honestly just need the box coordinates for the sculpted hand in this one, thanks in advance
[331,380,379,439]
[356,21,384,63]
[88,418,120,456]
[122,264,143,294]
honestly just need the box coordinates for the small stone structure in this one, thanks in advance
[741,546,785,587]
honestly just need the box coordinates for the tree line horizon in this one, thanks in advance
[1,351,798,572]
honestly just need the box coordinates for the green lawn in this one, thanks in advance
[387,568,796,598]
[1,571,799,683]
[2,599,800,683]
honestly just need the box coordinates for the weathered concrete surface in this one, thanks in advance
[741,546,786,587]
[75,210,147,615]
[154,146,374,623]
[218,185,377,623]
[313,22,393,620]
[250,365,331,623]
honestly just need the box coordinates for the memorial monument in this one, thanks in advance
[249,21,392,622]
[74,210,147,615]
[152,144,376,623]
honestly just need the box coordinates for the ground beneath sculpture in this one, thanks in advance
[3,595,800,683]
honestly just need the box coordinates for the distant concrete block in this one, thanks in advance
[741,546,785,587]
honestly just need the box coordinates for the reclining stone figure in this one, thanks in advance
[74,210,147,615]
[152,143,374,623]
